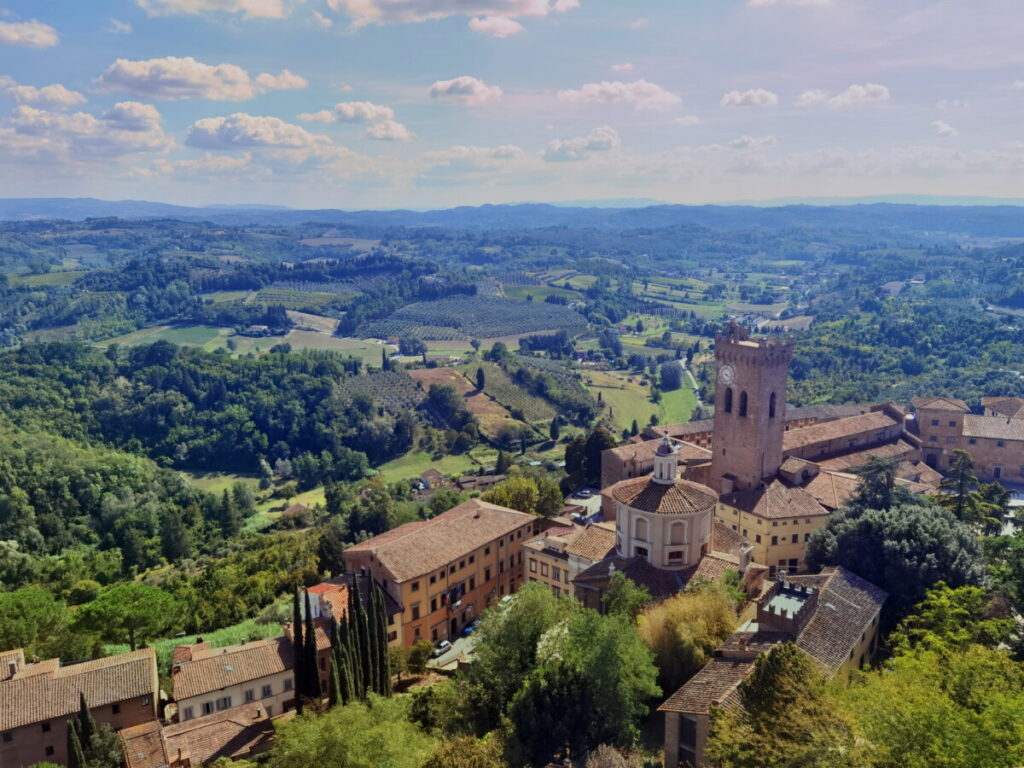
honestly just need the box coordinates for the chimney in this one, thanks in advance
[739,540,753,573]
[7,660,17,679]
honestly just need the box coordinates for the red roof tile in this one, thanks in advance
[605,475,718,516]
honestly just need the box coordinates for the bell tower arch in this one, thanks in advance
[709,322,793,494]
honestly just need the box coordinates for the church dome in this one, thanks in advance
[607,475,718,516]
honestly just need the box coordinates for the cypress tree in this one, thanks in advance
[373,582,391,695]
[76,693,96,749]
[366,582,381,694]
[67,720,86,768]
[354,580,373,697]
[346,581,365,699]
[292,589,304,714]
[329,660,341,708]
[303,589,322,700]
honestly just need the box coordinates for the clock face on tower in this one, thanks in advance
[718,364,735,385]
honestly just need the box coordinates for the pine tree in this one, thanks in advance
[292,590,304,715]
[303,589,322,701]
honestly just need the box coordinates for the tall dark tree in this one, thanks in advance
[292,589,305,715]
[476,367,486,391]
[302,589,322,702]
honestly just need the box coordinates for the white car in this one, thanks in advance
[430,640,452,659]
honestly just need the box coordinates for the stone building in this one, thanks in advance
[344,499,539,646]
[601,322,937,574]
[659,567,887,768]
[0,648,159,768]
[913,396,1024,482]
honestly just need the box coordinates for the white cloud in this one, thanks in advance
[1,80,87,109]
[327,0,576,27]
[98,57,308,101]
[338,84,354,93]
[795,89,828,107]
[254,69,309,90]
[136,0,291,19]
[937,99,967,109]
[468,16,524,37]
[826,82,890,108]
[297,109,336,122]
[0,20,59,48]
[728,135,777,150]
[335,101,395,123]
[557,80,680,111]
[420,144,528,178]
[610,62,634,73]
[720,88,778,108]
[4,102,173,162]
[366,119,415,141]
[672,116,700,127]
[429,76,503,105]
[1014,80,1024,90]
[107,18,134,34]
[313,10,333,26]
[932,120,958,138]
[544,125,620,162]
[154,152,258,178]
[186,113,332,149]
[628,18,649,29]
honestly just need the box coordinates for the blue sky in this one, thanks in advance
[1,0,1022,208]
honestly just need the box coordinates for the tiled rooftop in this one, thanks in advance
[563,524,616,562]
[782,410,899,451]
[911,396,969,412]
[345,498,535,582]
[605,475,718,516]
[962,414,1024,442]
[172,638,292,701]
[722,479,829,520]
[0,648,157,731]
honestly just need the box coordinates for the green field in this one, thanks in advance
[376,451,482,483]
[183,471,261,495]
[203,290,253,303]
[658,386,699,425]
[582,370,658,433]
[287,332,396,364]
[8,270,89,287]
[99,324,229,349]
[501,284,582,301]
[727,301,788,316]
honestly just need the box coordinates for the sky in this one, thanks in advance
[1,0,1023,209]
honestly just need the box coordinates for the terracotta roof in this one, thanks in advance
[121,706,276,768]
[911,396,969,413]
[687,553,741,584]
[788,567,887,675]
[982,397,1024,420]
[813,439,919,473]
[605,475,718,516]
[962,414,1024,442]
[648,404,874,442]
[779,456,818,476]
[658,658,755,715]
[307,577,347,596]
[345,498,535,582]
[0,648,157,732]
[783,411,899,451]
[722,479,829,520]
[897,460,942,488]
[172,638,292,701]
[573,557,685,601]
[711,519,745,556]
[563,525,617,563]
[606,438,711,464]
[801,471,861,511]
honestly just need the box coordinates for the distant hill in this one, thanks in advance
[3,196,1024,238]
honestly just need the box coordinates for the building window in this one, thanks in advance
[788,558,798,568]
[635,546,649,557]
[449,565,456,575]
[946,436,956,444]
[769,392,777,419]
[112,703,120,714]
[284,679,293,692]
[499,560,505,573]
[791,534,798,544]
[387,631,398,642]
[929,436,938,442]
[216,696,232,711]
[668,551,683,561]
[41,722,51,733]
[948,420,956,427]
[755,534,762,544]
[469,555,475,564]
[724,387,733,414]
[541,563,549,577]
[931,419,939,426]
[431,597,437,612]
[778,559,787,567]
[266,705,274,716]
[142,695,151,707]
[1,732,10,743]
[411,603,420,620]
[771,536,778,546]
[997,441,1005,448]
[411,581,420,592]
[45,746,55,757]
[202,702,215,715]
[485,546,490,555]
[739,391,748,418]
[969,438,977,445]
[262,685,272,698]
[460,560,465,569]
[994,465,1003,479]
[635,516,649,541]
[469,576,476,590]
[552,566,561,582]
[804,533,811,542]
[485,567,491,580]
[553,586,560,597]
[245,689,255,703]
[429,574,436,585]
[530,558,537,573]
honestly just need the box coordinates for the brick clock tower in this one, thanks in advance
[709,322,793,494]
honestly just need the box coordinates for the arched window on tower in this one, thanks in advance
[635,516,649,541]
[769,392,776,419]
[739,391,748,417]
[724,387,733,414]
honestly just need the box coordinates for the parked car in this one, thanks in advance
[430,639,452,659]
[575,489,593,499]
[462,621,480,637]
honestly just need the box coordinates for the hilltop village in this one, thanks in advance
[3,319,1022,768]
